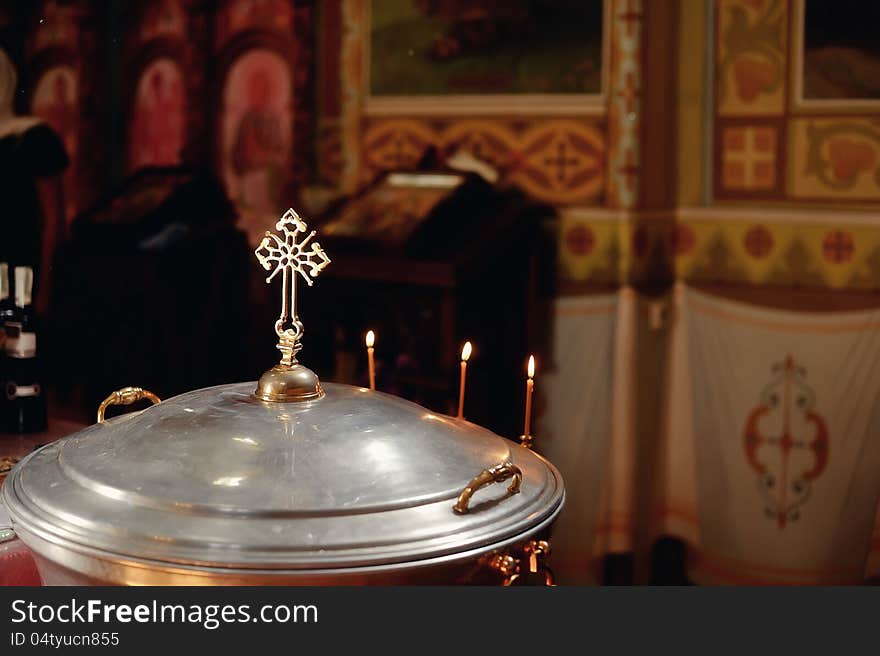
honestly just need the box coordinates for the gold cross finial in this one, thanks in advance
[255,208,331,367]
[253,209,330,403]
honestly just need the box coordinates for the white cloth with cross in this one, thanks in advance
[655,284,880,584]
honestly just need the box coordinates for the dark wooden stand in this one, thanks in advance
[301,175,555,439]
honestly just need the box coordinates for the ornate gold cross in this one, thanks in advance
[255,208,330,367]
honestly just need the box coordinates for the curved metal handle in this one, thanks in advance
[486,540,555,586]
[97,387,161,423]
[453,462,522,514]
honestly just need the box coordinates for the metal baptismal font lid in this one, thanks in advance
[2,209,564,572]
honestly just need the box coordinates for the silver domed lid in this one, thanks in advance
[2,382,563,569]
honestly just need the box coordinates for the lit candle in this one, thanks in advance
[523,355,535,445]
[457,341,472,418]
[365,330,376,390]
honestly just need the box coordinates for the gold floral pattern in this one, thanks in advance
[789,118,880,200]
[717,0,786,115]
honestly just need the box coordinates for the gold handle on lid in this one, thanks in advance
[97,386,161,423]
[453,462,522,514]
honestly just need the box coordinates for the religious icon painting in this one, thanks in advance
[139,0,187,44]
[364,0,607,115]
[128,58,186,172]
[220,48,293,246]
[30,65,79,222]
[791,0,880,110]
[215,0,293,51]
[29,0,80,55]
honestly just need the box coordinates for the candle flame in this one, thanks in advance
[527,355,535,378]
[461,341,472,362]
[365,330,375,348]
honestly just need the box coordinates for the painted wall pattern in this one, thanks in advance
[606,0,642,209]
[360,118,606,205]
[716,0,786,116]
[331,0,614,206]
[675,213,880,290]
[719,122,782,195]
[714,0,880,202]
[788,117,880,201]
[557,207,880,292]
[557,210,627,287]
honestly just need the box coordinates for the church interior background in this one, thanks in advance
[1,0,879,585]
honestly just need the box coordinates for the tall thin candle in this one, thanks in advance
[365,330,376,390]
[523,355,535,443]
[457,341,472,418]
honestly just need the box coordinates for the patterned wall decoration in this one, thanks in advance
[558,209,626,287]
[675,209,880,291]
[716,0,786,116]
[439,120,517,173]
[331,0,612,207]
[713,0,786,201]
[556,207,880,292]
[713,0,880,206]
[518,121,605,203]
[605,0,880,291]
[556,208,679,290]
[716,119,784,197]
[361,118,606,206]
[361,118,437,175]
[606,0,642,209]
[788,117,880,201]
[721,124,776,189]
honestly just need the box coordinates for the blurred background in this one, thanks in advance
[1,0,879,585]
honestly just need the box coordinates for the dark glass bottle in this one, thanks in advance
[0,263,10,424]
[0,263,10,334]
[2,266,47,433]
